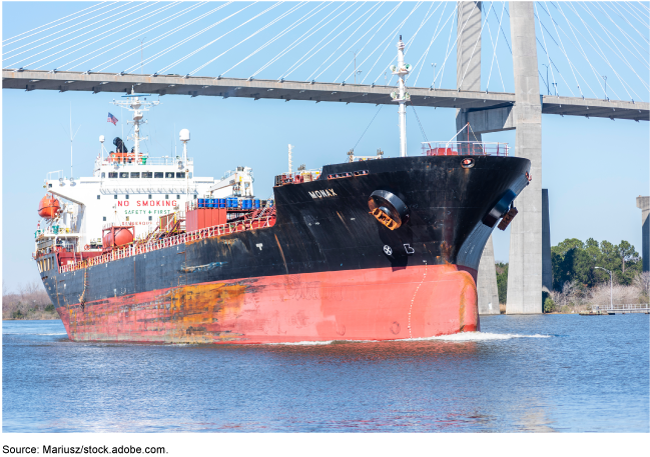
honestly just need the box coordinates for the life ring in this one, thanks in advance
[84,244,90,250]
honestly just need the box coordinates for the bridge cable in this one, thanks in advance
[570,3,648,98]
[159,1,284,75]
[555,2,606,98]
[255,2,348,79]
[401,1,446,86]
[214,2,323,77]
[186,2,307,77]
[365,2,423,85]
[281,2,372,81]
[542,1,582,97]
[251,2,352,80]
[431,6,456,90]
[36,2,182,71]
[411,1,448,87]
[3,2,116,46]
[60,2,205,71]
[432,1,478,91]
[10,2,157,68]
[4,2,140,61]
[387,1,436,86]
[337,2,408,83]
[596,3,650,67]
[310,2,390,82]
[608,2,650,46]
[568,3,637,101]
[358,2,414,84]
[583,4,648,98]
[534,3,557,95]
[485,1,507,93]
[315,3,393,83]
[458,1,492,90]
[136,1,256,74]
[98,2,234,73]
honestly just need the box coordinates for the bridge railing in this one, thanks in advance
[422,141,510,156]
[593,303,650,311]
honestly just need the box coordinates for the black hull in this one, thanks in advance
[40,155,530,310]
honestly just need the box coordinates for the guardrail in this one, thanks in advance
[594,304,650,311]
[421,141,510,156]
[59,215,276,274]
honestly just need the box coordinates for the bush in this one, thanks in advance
[45,304,55,313]
[543,297,555,313]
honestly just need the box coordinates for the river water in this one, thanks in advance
[3,314,648,433]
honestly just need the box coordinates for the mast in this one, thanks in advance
[111,86,159,164]
[391,35,411,157]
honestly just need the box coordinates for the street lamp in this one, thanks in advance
[602,75,608,100]
[595,266,613,310]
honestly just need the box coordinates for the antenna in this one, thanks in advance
[391,35,411,157]
[138,37,146,74]
[69,103,81,178]
[288,144,293,174]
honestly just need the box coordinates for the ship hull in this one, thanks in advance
[39,155,531,344]
[56,264,478,343]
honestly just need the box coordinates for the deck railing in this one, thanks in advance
[58,215,276,274]
[422,141,510,156]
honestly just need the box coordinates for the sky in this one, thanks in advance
[2,1,649,292]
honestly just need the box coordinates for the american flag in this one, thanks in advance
[107,112,118,125]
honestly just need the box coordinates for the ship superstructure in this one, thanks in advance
[36,88,255,255]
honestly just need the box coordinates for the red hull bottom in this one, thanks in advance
[58,264,479,344]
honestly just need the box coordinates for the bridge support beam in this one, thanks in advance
[637,196,650,272]
[456,1,499,315]
[506,1,543,314]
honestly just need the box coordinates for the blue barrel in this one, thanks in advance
[218,198,226,208]
[226,198,232,208]
[232,198,239,208]
[268,200,274,207]
[253,199,260,209]
[198,198,205,208]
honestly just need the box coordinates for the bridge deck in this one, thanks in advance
[3,69,648,121]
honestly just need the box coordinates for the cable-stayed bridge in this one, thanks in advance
[3,1,649,314]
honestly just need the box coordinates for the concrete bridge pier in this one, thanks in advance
[455,1,500,315]
[505,1,543,314]
[637,196,649,272]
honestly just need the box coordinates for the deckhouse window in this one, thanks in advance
[101,172,105,178]
[108,172,118,178]
[130,172,140,178]
[114,195,118,200]
[148,195,152,199]
[125,195,129,199]
[103,217,106,221]
[176,172,185,179]
[142,172,152,178]
[176,195,180,199]
[165,172,175,179]
[165,195,169,199]
[154,172,163,178]
[97,195,100,200]
[119,172,129,178]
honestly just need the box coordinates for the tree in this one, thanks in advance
[496,262,508,304]
[551,238,641,290]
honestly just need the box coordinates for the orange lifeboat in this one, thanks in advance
[38,194,60,219]
[103,227,134,248]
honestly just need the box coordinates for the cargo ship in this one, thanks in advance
[33,39,530,344]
